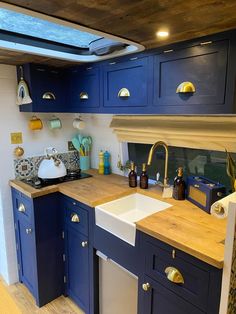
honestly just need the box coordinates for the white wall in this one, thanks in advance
[0,64,120,284]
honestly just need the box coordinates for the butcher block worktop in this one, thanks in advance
[10,169,226,268]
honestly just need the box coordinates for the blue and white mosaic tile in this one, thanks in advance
[14,151,80,179]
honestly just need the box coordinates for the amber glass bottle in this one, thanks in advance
[129,162,137,188]
[172,167,186,200]
[140,163,148,189]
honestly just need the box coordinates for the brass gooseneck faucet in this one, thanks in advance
[147,141,169,186]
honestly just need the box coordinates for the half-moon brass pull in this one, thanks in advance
[165,267,184,284]
[176,82,196,93]
[142,282,151,291]
[80,92,89,100]
[71,213,80,223]
[18,203,26,213]
[118,88,130,98]
[42,92,56,100]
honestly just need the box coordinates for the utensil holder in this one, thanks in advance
[80,156,90,171]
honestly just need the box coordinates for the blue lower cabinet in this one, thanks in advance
[61,195,97,314]
[140,275,204,314]
[11,189,64,307]
[64,226,89,312]
[16,218,36,295]
[139,232,222,314]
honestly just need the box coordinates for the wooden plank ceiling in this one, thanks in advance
[1,0,236,67]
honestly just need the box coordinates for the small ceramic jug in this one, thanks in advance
[29,116,43,130]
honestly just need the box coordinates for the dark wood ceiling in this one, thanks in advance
[1,0,236,67]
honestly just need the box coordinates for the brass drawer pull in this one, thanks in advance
[142,282,151,291]
[18,203,26,213]
[26,228,32,234]
[71,213,80,223]
[81,241,88,248]
[80,92,89,100]
[176,82,196,93]
[118,88,130,98]
[42,92,56,100]
[165,267,184,284]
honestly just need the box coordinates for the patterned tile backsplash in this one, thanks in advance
[14,151,80,179]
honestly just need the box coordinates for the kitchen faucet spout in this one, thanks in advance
[147,141,169,186]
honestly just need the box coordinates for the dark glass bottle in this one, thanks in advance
[129,162,137,188]
[172,167,186,200]
[140,163,148,189]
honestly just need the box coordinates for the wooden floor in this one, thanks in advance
[0,277,84,314]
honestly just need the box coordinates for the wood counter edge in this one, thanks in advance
[136,224,224,269]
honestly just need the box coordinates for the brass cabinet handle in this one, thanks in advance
[176,82,196,93]
[80,92,89,100]
[81,241,88,248]
[26,228,32,234]
[165,267,184,284]
[142,282,151,291]
[42,92,56,100]
[214,204,225,215]
[118,88,130,98]
[71,213,80,223]
[18,203,26,213]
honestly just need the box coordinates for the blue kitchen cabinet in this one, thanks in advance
[11,188,64,307]
[153,40,232,114]
[68,65,100,112]
[138,232,222,314]
[62,195,97,314]
[141,276,204,314]
[17,64,65,112]
[102,57,150,113]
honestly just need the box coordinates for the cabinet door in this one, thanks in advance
[31,65,65,112]
[103,57,149,109]
[17,218,36,296]
[141,276,204,314]
[69,66,100,111]
[65,226,89,312]
[153,40,229,114]
[19,64,65,112]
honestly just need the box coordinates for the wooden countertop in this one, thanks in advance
[10,170,226,268]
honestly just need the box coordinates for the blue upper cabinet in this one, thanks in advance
[102,57,150,113]
[153,40,232,114]
[68,65,100,112]
[18,64,65,113]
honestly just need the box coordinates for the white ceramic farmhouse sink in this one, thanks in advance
[95,193,171,246]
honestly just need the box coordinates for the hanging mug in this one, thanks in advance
[29,116,43,130]
[48,116,62,130]
[73,118,86,130]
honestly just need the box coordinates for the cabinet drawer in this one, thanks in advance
[103,57,149,108]
[141,275,204,314]
[64,200,88,236]
[144,241,209,311]
[13,191,33,222]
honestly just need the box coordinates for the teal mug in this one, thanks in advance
[48,117,62,130]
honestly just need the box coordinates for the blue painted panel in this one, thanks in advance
[69,66,100,111]
[64,199,88,236]
[65,226,89,313]
[93,225,141,276]
[153,40,229,113]
[103,57,149,108]
[141,275,204,314]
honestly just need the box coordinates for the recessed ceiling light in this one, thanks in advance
[156,31,169,38]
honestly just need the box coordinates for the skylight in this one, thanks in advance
[0,8,101,48]
[0,2,144,62]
